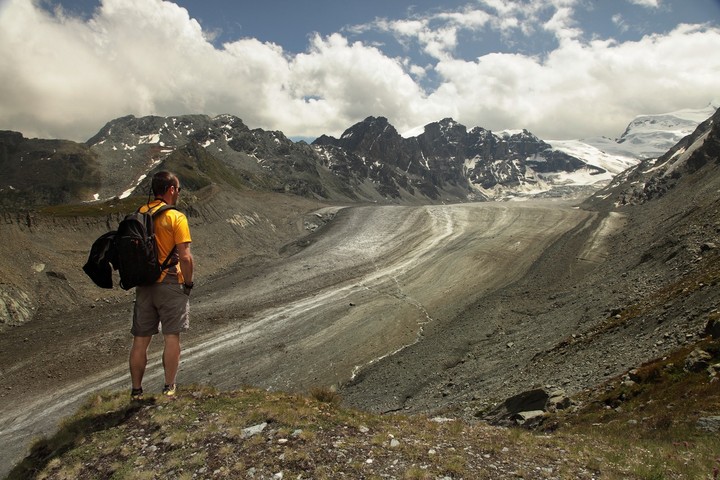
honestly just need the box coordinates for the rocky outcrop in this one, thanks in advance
[482,387,573,427]
[697,416,720,433]
[684,348,713,373]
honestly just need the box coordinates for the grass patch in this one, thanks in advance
[552,337,720,479]
[308,385,342,405]
[8,341,720,480]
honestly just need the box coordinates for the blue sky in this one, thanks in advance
[1,0,719,142]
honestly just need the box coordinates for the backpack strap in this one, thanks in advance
[140,202,177,216]
[150,204,178,217]
[147,203,179,271]
[159,245,178,271]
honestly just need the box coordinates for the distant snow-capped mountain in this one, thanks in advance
[400,120,644,200]
[580,104,720,215]
[550,104,717,167]
[593,106,720,208]
[542,104,718,198]
[615,104,717,159]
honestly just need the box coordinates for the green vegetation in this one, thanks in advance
[554,337,720,479]
[8,339,720,479]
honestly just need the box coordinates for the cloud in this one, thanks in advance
[436,8,491,29]
[612,14,630,33]
[627,0,661,8]
[543,5,583,42]
[289,34,426,129]
[427,22,720,138]
[0,0,719,144]
[480,0,576,37]
[0,0,219,138]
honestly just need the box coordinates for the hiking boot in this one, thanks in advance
[162,384,177,398]
[130,387,144,401]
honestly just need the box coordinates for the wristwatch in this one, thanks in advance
[182,281,194,294]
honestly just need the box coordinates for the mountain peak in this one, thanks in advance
[617,104,717,159]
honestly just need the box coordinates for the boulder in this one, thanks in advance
[241,422,267,438]
[512,410,547,427]
[483,388,559,426]
[547,389,572,411]
[502,388,549,413]
[697,416,720,433]
[700,242,716,252]
[705,318,720,339]
[684,349,712,373]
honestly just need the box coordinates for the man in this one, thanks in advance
[129,171,194,400]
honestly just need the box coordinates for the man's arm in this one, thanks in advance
[176,242,193,285]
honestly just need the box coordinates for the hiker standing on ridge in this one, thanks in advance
[129,171,194,400]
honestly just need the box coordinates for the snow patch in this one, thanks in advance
[138,134,160,144]
[548,139,638,175]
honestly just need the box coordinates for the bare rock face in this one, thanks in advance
[697,416,720,433]
[315,116,603,201]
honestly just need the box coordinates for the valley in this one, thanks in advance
[0,199,592,474]
[0,107,718,477]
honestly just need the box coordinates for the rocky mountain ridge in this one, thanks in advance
[85,113,615,203]
[3,105,716,211]
[0,107,714,209]
[0,130,101,208]
[0,111,666,209]
[314,116,606,201]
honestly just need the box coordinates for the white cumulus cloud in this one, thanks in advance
[0,0,718,143]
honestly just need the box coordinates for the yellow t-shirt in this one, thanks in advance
[140,200,192,283]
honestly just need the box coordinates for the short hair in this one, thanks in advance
[151,171,178,197]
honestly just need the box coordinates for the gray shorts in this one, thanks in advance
[132,281,190,336]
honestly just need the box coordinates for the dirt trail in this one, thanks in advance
[0,200,590,474]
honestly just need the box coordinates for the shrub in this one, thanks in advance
[309,386,342,405]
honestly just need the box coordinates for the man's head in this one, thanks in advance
[152,171,181,205]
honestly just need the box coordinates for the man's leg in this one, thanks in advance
[129,336,153,390]
[162,333,181,387]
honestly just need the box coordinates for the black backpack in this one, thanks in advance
[83,204,178,290]
[115,204,178,290]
